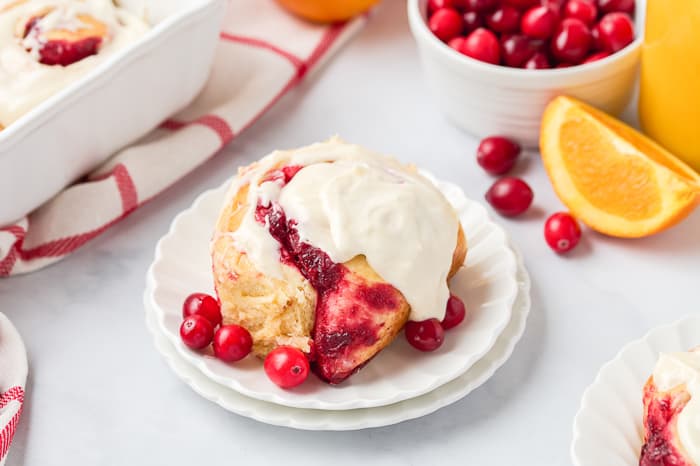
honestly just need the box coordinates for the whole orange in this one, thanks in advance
[276,0,380,22]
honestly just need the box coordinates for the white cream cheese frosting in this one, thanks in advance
[652,348,700,464]
[0,0,149,127]
[217,138,461,322]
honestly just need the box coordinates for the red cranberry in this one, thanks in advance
[477,136,521,174]
[551,18,592,63]
[405,319,445,352]
[464,0,498,12]
[182,292,222,327]
[564,0,597,25]
[180,315,214,350]
[462,11,483,33]
[486,6,521,33]
[448,36,467,51]
[582,51,610,62]
[501,34,535,67]
[264,346,310,389]
[442,295,467,330]
[544,212,582,253]
[429,8,464,42]
[521,6,559,39]
[503,0,539,9]
[556,62,573,67]
[597,0,634,14]
[461,28,500,64]
[213,324,253,362]
[524,51,550,68]
[593,12,635,53]
[541,0,567,14]
[485,177,534,216]
[428,0,457,14]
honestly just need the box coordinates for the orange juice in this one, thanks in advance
[639,0,700,173]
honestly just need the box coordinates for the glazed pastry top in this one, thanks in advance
[218,138,461,322]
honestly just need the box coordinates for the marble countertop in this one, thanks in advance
[2,1,699,464]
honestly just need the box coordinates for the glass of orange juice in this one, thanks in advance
[639,0,700,173]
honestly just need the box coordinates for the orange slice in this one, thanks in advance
[540,96,700,238]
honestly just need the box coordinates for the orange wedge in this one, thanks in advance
[540,96,700,238]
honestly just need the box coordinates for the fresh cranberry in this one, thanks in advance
[564,0,597,25]
[556,62,574,67]
[550,18,592,63]
[428,0,457,14]
[461,28,500,64]
[464,0,498,12]
[593,12,635,53]
[540,0,567,14]
[462,11,483,33]
[524,51,550,68]
[213,324,252,362]
[477,136,521,174]
[582,51,610,63]
[503,0,539,9]
[180,315,214,350]
[405,319,445,351]
[485,177,534,216]
[501,34,535,67]
[264,346,310,389]
[429,8,464,42]
[521,6,559,39]
[448,36,467,51]
[544,212,582,253]
[442,295,467,330]
[486,6,521,33]
[182,292,222,327]
[597,0,634,14]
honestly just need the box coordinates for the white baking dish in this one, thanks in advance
[0,0,226,226]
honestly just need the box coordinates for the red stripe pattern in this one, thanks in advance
[0,386,24,461]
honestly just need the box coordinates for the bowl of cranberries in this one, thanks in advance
[407,0,643,146]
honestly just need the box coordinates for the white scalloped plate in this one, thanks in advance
[144,246,530,430]
[146,170,519,410]
[572,315,700,466]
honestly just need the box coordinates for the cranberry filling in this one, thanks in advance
[254,166,402,383]
[640,384,692,466]
[23,17,102,66]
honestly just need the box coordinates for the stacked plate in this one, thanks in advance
[144,171,532,430]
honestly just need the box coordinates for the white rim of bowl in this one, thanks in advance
[406,0,645,79]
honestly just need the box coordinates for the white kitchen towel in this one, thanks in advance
[0,313,28,466]
[0,0,367,276]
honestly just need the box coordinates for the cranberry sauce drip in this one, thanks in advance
[256,202,344,293]
[255,165,402,384]
[640,385,692,466]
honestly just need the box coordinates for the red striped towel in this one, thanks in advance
[0,1,366,276]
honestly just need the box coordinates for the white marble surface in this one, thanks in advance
[2,1,700,464]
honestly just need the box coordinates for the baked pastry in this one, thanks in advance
[211,138,467,384]
[0,0,149,128]
[640,348,700,466]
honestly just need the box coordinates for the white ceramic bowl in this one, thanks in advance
[407,0,644,147]
[0,0,226,226]
[571,315,700,466]
[147,169,521,411]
